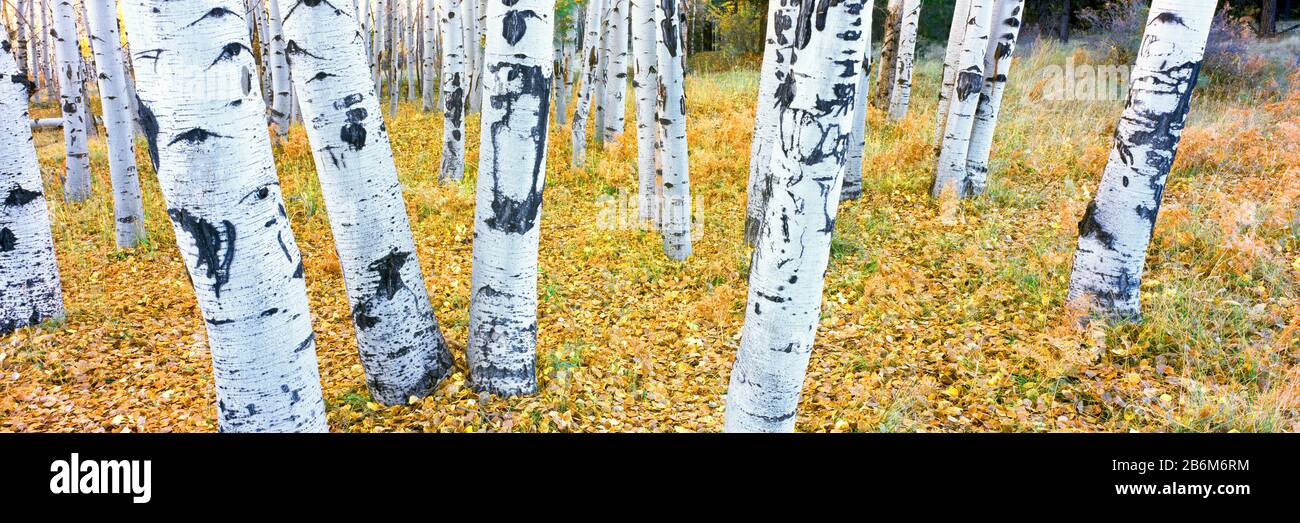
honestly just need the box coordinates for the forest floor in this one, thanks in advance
[3,39,1298,432]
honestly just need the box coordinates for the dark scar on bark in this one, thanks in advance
[4,186,41,206]
[353,301,380,330]
[168,128,230,146]
[1151,12,1188,29]
[0,228,15,252]
[340,108,368,150]
[285,40,324,60]
[1077,200,1116,250]
[185,7,241,28]
[332,93,364,110]
[483,62,550,234]
[167,208,236,298]
[306,71,337,83]
[369,248,410,300]
[208,43,254,69]
[137,98,160,170]
[502,10,540,46]
[660,0,680,57]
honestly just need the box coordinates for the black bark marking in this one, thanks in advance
[167,208,236,298]
[369,248,410,300]
[0,228,15,251]
[352,301,380,330]
[1151,12,1189,29]
[305,71,337,83]
[1115,60,1202,176]
[168,128,229,146]
[1077,200,1116,250]
[4,186,41,206]
[659,0,680,57]
[186,7,241,28]
[209,43,254,69]
[285,40,324,60]
[137,98,160,170]
[340,108,368,150]
[955,67,983,102]
[502,10,540,46]
[483,62,550,234]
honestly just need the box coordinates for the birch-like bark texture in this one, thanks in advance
[873,0,901,110]
[49,0,91,202]
[841,6,875,202]
[266,0,292,140]
[463,0,482,113]
[466,0,553,397]
[277,0,453,404]
[630,0,656,224]
[599,0,626,141]
[440,0,468,182]
[725,0,869,433]
[655,0,689,260]
[964,0,1024,196]
[422,0,438,111]
[120,0,327,432]
[932,0,993,198]
[551,34,568,125]
[591,0,608,144]
[935,0,971,140]
[1,41,65,335]
[887,0,921,121]
[742,0,794,245]
[13,0,30,80]
[569,0,602,167]
[84,0,146,248]
[1068,0,1217,319]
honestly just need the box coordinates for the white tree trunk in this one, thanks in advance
[932,0,993,198]
[13,0,30,80]
[599,0,626,141]
[422,0,438,111]
[592,1,608,144]
[84,0,146,248]
[466,0,554,397]
[120,0,328,432]
[373,0,386,96]
[935,0,971,141]
[724,0,870,433]
[266,0,292,140]
[964,0,1024,195]
[439,0,467,181]
[569,0,601,167]
[276,0,454,404]
[742,0,794,245]
[654,0,690,260]
[49,0,91,202]
[1068,0,1217,319]
[887,0,920,121]
[630,0,657,224]
[463,0,483,113]
[1,41,65,335]
[841,6,875,202]
[873,0,901,109]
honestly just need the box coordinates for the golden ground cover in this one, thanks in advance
[2,42,1297,432]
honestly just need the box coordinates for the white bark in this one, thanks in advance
[422,0,437,111]
[964,0,1024,195]
[887,0,920,121]
[841,6,875,202]
[463,0,482,113]
[569,0,601,166]
[630,0,656,224]
[654,0,689,260]
[873,0,901,109]
[85,0,146,248]
[932,0,993,198]
[439,0,466,181]
[742,0,794,245]
[13,0,30,80]
[266,0,292,139]
[120,0,327,432]
[599,0,626,141]
[1068,0,1217,319]
[1,41,65,335]
[935,0,971,140]
[591,0,607,144]
[30,117,63,128]
[49,0,91,202]
[466,0,553,397]
[277,0,453,404]
[724,0,870,433]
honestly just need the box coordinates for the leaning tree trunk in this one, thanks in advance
[84,0,145,248]
[570,0,603,167]
[466,0,554,397]
[964,0,1025,196]
[742,0,795,245]
[49,0,91,202]
[266,0,292,141]
[439,0,467,181]
[655,0,691,260]
[422,0,438,111]
[120,0,327,432]
[276,0,454,404]
[841,6,875,202]
[935,0,971,143]
[932,0,993,198]
[1068,0,1217,320]
[724,0,869,433]
[1,40,65,335]
[873,0,901,110]
[600,0,627,142]
[887,0,921,121]
[631,0,658,224]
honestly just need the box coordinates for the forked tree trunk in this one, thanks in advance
[84,0,146,248]
[841,7,875,202]
[887,0,921,121]
[600,0,627,141]
[276,0,454,404]
[440,0,467,181]
[743,0,794,245]
[964,0,1024,196]
[932,0,993,198]
[873,0,901,110]
[49,0,91,202]
[121,0,327,432]
[655,0,690,260]
[570,0,602,166]
[1068,0,1218,319]
[266,0,292,140]
[466,0,553,396]
[1,41,65,335]
[935,0,971,143]
[724,0,869,433]
[631,0,657,224]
